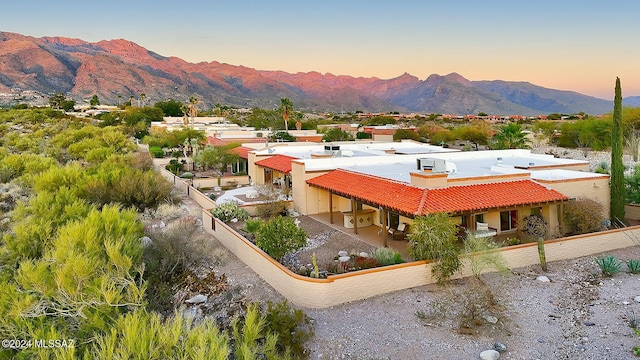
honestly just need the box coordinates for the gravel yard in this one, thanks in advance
[174,193,640,360]
[169,146,640,359]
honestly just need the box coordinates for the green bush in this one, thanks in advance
[408,212,461,283]
[563,198,605,235]
[627,259,640,274]
[264,300,314,359]
[256,216,307,260]
[149,146,164,158]
[371,247,403,266]
[596,255,622,277]
[210,201,249,223]
[244,218,264,234]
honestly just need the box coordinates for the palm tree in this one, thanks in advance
[279,98,294,131]
[492,123,529,149]
[185,96,200,126]
[140,93,146,107]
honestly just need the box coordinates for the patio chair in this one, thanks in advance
[392,222,409,241]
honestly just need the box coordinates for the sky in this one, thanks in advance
[3,0,640,100]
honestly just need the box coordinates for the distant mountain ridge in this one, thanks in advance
[0,31,620,115]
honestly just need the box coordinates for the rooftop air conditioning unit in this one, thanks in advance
[417,158,447,173]
[324,145,341,157]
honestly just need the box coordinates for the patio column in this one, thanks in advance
[351,197,358,235]
[329,191,334,224]
[558,203,564,234]
[381,207,388,247]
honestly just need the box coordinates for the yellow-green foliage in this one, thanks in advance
[408,212,462,283]
[463,233,509,280]
[0,205,145,356]
[86,309,229,360]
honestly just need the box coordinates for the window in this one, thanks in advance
[500,210,517,231]
[231,160,246,173]
[475,214,484,223]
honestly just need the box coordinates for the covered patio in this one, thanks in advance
[306,169,571,250]
[310,211,411,260]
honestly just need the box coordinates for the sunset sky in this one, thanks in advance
[4,0,639,99]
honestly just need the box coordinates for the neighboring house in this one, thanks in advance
[245,142,609,240]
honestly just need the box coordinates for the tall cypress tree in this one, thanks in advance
[610,77,625,225]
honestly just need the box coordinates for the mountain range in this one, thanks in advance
[0,31,623,115]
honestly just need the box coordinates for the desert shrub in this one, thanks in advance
[372,247,403,266]
[264,300,314,359]
[210,201,249,222]
[408,212,461,283]
[256,199,288,219]
[520,214,548,240]
[463,233,508,281]
[596,255,622,277]
[256,216,307,261]
[244,218,264,234]
[166,159,182,174]
[563,198,606,236]
[415,282,501,335]
[153,203,183,220]
[627,259,640,274]
[353,256,380,270]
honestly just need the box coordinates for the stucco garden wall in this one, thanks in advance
[201,208,640,309]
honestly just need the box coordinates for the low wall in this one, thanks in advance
[626,204,640,221]
[202,208,640,308]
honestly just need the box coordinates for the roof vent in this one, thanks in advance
[529,162,535,166]
[497,157,502,161]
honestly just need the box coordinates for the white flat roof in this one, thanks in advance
[253,141,456,159]
[300,149,591,182]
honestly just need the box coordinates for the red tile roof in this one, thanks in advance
[306,169,569,215]
[255,154,299,174]
[230,146,251,159]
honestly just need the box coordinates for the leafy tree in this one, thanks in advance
[322,128,354,142]
[194,144,240,182]
[247,108,281,130]
[492,123,529,149]
[269,131,296,142]
[611,77,625,224]
[407,212,461,283]
[48,92,66,109]
[256,216,307,261]
[393,128,421,142]
[362,115,396,126]
[60,99,76,112]
[455,123,490,150]
[533,121,558,145]
[90,95,100,106]
[154,99,184,117]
